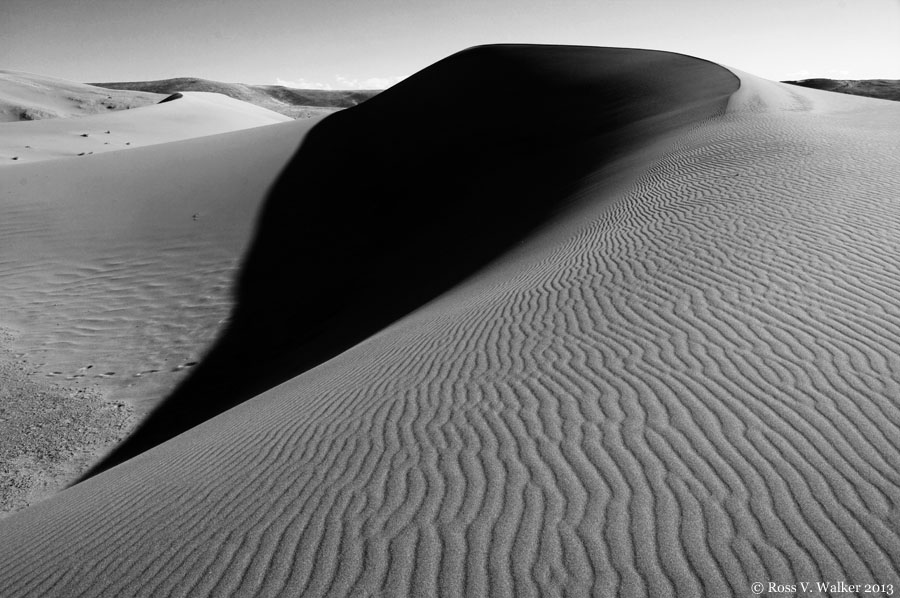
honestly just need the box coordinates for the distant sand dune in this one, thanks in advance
[784,77,900,102]
[0,91,292,164]
[2,45,900,597]
[0,70,163,122]
[91,76,380,119]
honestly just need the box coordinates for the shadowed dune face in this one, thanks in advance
[84,45,738,479]
[157,92,183,104]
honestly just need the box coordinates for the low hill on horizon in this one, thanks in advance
[783,77,900,101]
[91,77,382,119]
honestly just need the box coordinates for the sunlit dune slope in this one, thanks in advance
[0,116,317,404]
[0,91,291,164]
[0,70,163,122]
[4,44,900,597]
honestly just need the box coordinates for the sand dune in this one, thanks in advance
[3,44,900,596]
[92,77,380,119]
[82,44,740,481]
[0,70,163,122]
[0,91,292,165]
[784,77,900,102]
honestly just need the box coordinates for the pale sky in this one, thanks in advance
[2,0,898,89]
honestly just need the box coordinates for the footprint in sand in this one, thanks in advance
[134,369,161,378]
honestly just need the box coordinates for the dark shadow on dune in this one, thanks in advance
[157,92,183,104]
[81,44,739,480]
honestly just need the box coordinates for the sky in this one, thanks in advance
[1,0,898,89]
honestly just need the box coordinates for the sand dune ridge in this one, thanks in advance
[80,45,739,481]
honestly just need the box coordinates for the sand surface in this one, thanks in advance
[0,91,292,164]
[92,77,380,119]
[0,70,164,122]
[784,78,900,102]
[0,107,320,513]
[0,327,133,515]
[2,45,900,596]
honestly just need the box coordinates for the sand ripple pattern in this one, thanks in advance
[3,79,900,596]
[0,246,236,404]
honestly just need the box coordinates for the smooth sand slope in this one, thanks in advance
[0,70,163,122]
[93,77,380,119]
[0,91,292,164]
[3,45,900,596]
[0,110,320,513]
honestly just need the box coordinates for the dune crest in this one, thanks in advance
[82,44,739,480]
[3,45,900,597]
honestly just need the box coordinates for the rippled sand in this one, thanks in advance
[0,103,317,512]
